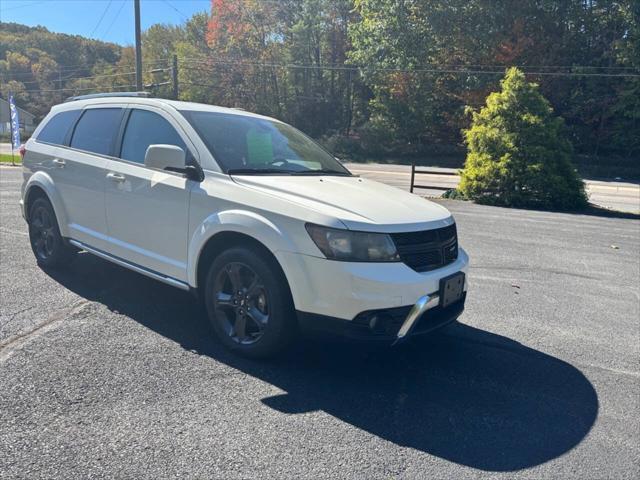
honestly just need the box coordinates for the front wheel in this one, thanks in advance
[204,247,296,358]
[28,197,76,268]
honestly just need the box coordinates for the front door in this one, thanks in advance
[104,107,196,283]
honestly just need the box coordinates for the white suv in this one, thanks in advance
[20,93,469,357]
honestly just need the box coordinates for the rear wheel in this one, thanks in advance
[28,197,76,268]
[204,247,296,358]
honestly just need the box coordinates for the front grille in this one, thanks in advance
[391,223,458,272]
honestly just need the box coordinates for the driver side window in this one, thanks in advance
[120,109,187,164]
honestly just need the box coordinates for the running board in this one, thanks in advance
[69,240,190,291]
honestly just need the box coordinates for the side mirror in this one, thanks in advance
[144,144,186,171]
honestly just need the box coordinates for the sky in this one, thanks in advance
[0,0,210,45]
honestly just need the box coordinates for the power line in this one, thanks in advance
[5,56,638,94]
[89,0,114,38]
[100,0,127,41]
[5,68,169,94]
[178,58,640,78]
[0,0,48,11]
[181,56,640,73]
[16,71,137,86]
[11,52,635,75]
[181,81,218,88]
[160,0,190,20]
[4,60,169,80]
[20,83,139,94]
[6,67,170,86]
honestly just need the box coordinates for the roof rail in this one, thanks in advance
[64,91,153,103]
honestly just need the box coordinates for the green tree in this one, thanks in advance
[199,0,355,135]
[2,1,637,163]
[459,68,588,210]
[348,0,500,150]
[348,1,639,159]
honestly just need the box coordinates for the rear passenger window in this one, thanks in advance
[120,109,187,164]
[70,108,123,156]
[37,110,81,146]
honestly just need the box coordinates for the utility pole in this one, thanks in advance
[171,55,179,100]
[134,0,143,91]
[58,69,63,104]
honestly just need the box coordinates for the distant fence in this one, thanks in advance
[409,162,459,193]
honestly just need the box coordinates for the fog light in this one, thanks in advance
[369,313,393,334]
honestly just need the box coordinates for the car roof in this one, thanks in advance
[50,95,277,122]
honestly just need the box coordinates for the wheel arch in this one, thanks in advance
[194,231,294,306]
[24,185,48,220]
[188,209,300,288]
[23,173,69,237]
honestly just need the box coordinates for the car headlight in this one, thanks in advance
[305,223,400,262]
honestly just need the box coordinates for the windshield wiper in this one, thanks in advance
[290,169,351,176]
[228,168,351,176]
[227,168,295,175]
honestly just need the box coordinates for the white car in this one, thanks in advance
[20,93,469,357]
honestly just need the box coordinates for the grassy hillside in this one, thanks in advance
[0,22,123,119]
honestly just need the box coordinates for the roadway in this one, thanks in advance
[346,163,640,214]
[1,143,637,212]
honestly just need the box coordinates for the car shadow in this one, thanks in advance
[45,252,599,472]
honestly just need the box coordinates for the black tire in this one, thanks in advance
[204,246,296,358]
[28,197,77,268]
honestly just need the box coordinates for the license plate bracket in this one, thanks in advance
[439,272,465,308]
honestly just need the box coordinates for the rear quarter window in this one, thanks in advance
[37,110,81,146]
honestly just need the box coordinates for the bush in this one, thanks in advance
[357,119,399,156]
[459,68,588,210]
[441,188,467,200]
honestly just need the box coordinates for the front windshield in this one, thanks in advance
[180,110,350,175]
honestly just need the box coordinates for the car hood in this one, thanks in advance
[231,174,454,232]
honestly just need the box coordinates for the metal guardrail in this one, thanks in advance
[409,162,458,193]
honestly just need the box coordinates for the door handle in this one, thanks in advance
[106,172,126,183]
[52,158,65,168]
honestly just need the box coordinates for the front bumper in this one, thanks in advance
[275,247,469,321]
[276,246,469,343]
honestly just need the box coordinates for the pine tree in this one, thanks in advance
[459,68,588,210]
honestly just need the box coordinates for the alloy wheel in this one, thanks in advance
[212,262,270,345]
[30,205,56,261]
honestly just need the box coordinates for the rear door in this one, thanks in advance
[45,106,125,250]
[103,106,197,283]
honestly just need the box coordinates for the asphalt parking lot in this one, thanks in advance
[1,165,639,479]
